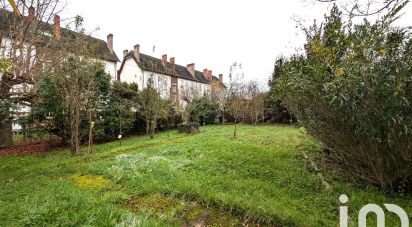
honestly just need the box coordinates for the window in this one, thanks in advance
[146,73,154,87]
[172,84,177,93]
[157,76,168,98]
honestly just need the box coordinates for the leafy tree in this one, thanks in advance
[187,96,219,125]
[275,3,412,191]
[31,17,112,154]
[266,58,296,123]
[158,99,182,138]
[138,78,163,139]
[0,58,14,148]
[32,59,111,154]
[98,81,139,139]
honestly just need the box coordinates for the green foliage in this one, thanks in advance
[158,99,182,129]
[98,81,139,139]
[186,96,219,124]
[0,99,12,119]
[31,59,112,143]
[267,58,296,123]
[0,58,15,129]
[138,78,164,138]
[274,4,412,191]
[0,58,12,75]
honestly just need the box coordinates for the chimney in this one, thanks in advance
[28,6,35,22]
[134,44,140,62]
[107,34,114,55]
[53,15,61,40]
[219,74,223,82]
[170,57,175,68]
[207,70,212,80]
[187,63,195,77]
[162,54,167,67]
[203,69,208,78]
[123,50,128,58]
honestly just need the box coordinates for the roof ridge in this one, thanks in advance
[0,9,120,62]
[123,51,213,84]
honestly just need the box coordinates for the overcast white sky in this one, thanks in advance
[63,0,412,87]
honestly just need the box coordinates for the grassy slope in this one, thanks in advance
[0,125,411,226]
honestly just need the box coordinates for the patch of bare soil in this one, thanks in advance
[0,140,63,157]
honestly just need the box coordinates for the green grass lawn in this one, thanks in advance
[12,134,24,143]
[0,125,411,226]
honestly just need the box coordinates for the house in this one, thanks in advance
[0,8,120,131]
[117,44,224,108]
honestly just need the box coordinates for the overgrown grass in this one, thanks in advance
[0,125,411,226]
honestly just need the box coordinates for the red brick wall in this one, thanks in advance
[170,76,179,108]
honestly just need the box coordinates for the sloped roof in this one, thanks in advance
[120,51,220,85]
[0,9,119,62]
[60,28,120,62]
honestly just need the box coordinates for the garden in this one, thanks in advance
[0,125,411,226]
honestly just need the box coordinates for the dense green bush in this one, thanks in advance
[275,4,412,191]
[186,96,219,124]
[98,81,139,139]
[31,71,140,143]
[267,59,296,124]
[157,100,183,131]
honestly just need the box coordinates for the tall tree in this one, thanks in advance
[0,0,65,147]
[31,17,111,155]
[245,80,265,124]
[138,78,163,139]
[99,81,139,139]
[210,80,227,124]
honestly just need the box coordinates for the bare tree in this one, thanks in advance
[229,95,246,139]
[245,80,265,124]
[227,62,246,139]
[210,80,227,124]
[0,0,65,147]
[311,0,407,17]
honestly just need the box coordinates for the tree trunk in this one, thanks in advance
[167,120,170,139]
[70,106,81,155]
[146,120,151,137]
[233,120,237,139]
[149,121,155,139]
[254,113,258,125]
[0,116,12,148]
[0,79,12,148]
[88,111,93,154]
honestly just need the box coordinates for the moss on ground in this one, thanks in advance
[125,194,257,226]
[69,174,109,189]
